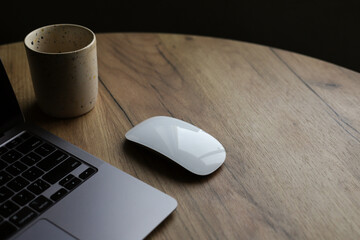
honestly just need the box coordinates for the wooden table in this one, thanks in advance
[1,33,360,239]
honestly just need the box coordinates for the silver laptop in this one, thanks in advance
[0,59,177,240]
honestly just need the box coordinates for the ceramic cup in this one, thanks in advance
[24,24,98,118]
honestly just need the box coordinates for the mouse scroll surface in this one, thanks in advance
[125,116,226,175]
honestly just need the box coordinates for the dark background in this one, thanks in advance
[1,0,360,72]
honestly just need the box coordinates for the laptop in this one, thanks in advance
[0,59,177,240]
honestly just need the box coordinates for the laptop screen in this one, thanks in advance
[0,59,24,133]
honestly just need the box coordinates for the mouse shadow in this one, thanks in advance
[122,141,221,184]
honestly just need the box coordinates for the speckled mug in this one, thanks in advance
[24,24,98,118]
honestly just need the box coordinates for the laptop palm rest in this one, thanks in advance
[39,163,176,240]
[15,219,77,240]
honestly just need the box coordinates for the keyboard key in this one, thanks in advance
[0,186,14,203]
[27,179,50,195]
[16,137,42,154]
[79,167,96,180]
[50,188,67,202]
[0,200,19,218]
[0,171,13,185]
[0,147,8,156]
[21,152,42,166]
[0,160,7,169]
[30,195,52,213]
[1,150,22,164]
[35,143,55,157]
[0,221,17,239]
[59,174,75,186]
[43,157,81,184]
[6,137,23,149]
[64,177,81,190]
[22,166,44,182]
[12,189,35,206]
[6,161,28,176]
[37,150,68,171]
[10,207,37,227]
[7,176,30,192]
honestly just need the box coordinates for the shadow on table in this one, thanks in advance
[22,102,55,125]
[122,140,222,183]
[24,102,223,183]
[22,101,90,126]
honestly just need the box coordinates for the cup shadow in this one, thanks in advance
[22,102,55,124]
[23,101,90,124]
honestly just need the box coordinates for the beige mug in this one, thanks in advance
[24,24,98,118]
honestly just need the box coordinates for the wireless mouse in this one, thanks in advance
[125,116,226,175]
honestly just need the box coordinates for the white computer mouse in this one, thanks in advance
[125,116,226,176]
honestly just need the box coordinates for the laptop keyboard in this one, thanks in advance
[0,131,97,239]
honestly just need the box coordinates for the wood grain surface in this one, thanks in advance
[1,33,360,239]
